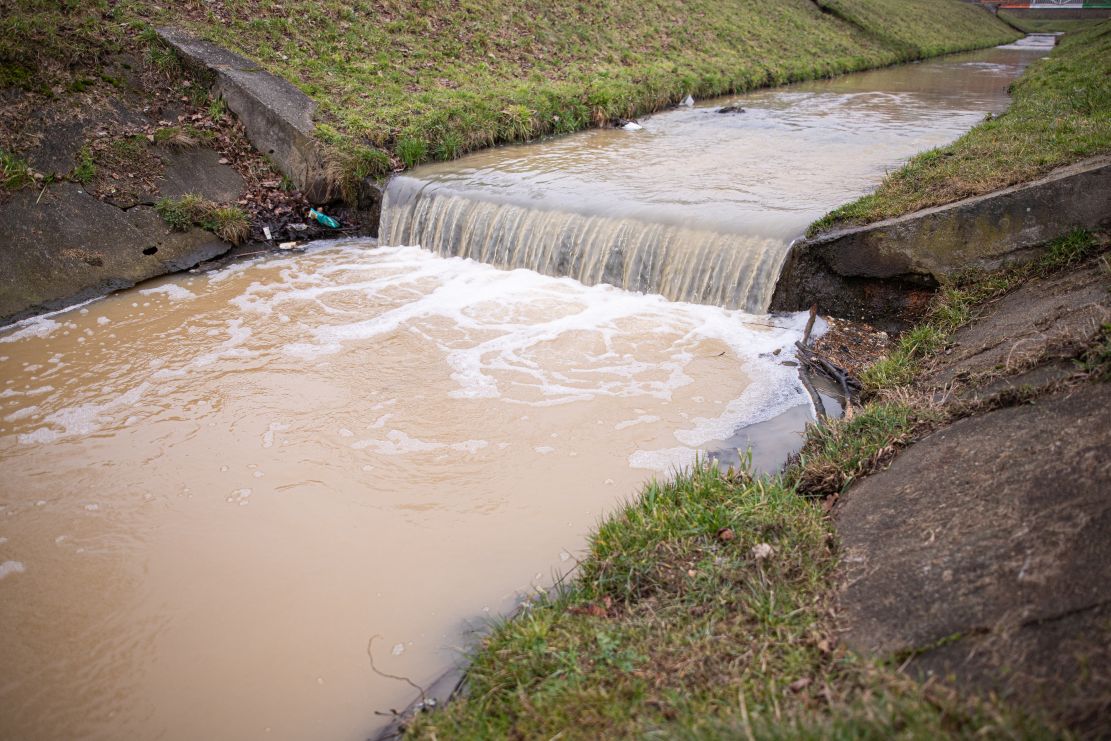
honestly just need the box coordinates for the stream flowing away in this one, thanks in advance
[0,37,1052,741]
[384,36,1056,312]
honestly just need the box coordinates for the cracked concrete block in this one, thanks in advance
[0,183,229,325]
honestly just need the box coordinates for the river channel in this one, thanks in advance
[0,37,1051,740]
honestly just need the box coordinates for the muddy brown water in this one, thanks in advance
[0,37,1051,741]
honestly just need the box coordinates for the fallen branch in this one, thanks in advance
[798,305,827,421]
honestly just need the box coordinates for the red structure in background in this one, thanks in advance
[977,0,1111,13]
[979,1,1111,7]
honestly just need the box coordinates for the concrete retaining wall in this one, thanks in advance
[157,28,333,204]
[770,156,1111,326]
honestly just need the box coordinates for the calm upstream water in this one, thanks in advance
[0,38,1050,741]
[385,36,1055,312]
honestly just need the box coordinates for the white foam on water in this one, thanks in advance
[140,284,198,301]
[350,429,488,456]
[0,560,26,579]
[245,246,805,431]
[615,415,661,430]
[3,242,807,474]
[0,318,61,343]
[628,446,699,472]
[18,382,151,445]
[4,406,39,422]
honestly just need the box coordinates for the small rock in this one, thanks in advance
[218,158,229,165]
[751,542,774,561]
[717,105,746,114]
[717,527,735,542]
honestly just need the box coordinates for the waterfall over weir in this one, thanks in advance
[381,176,790,313]
[380,37,1051,314]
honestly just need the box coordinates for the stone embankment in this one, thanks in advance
[835,249,1111,734]
[0,30,379,327]
[771,156,1111,326]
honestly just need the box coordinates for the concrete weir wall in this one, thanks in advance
[157,28,332,204]
[770,156,1111,325]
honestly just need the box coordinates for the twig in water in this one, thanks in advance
[802,303,818,347]
[367,634,427,711]
[795,307,827,420]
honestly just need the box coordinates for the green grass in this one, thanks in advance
[812,21,1111,233]
[156,193,250,243]
[0,149,32,192]
[816,0,1021,57]
[72,146,96,184]
[109,0,1015,187]
[406,459,1046,738]
[1,0,1018,193]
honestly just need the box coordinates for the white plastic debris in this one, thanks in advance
[622,121,643,131]
[681,94,694,107]
[278,241,300,250]
[262,226,272,241]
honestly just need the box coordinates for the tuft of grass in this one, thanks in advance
[787,402,923,498]
[325,144,392,203]
[207,96,227,120]
[72,146,96,185]
[406,461,1048,739]
[203,206,250,244]
[156,194,249,244]
[813,21,1111,233]
[152,125,203,150]
[1078,322,1111,381]
[156,193,209,231]
[396,138,428,169]
[1,149,33,191]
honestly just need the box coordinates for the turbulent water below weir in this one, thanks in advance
[0,244,808,740]
[383,37,1054,312]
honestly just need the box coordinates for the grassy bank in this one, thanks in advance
[0,0,1017,190]
[403,231,1110,739]
[812,20,1111,233]
[403,428,1035,738]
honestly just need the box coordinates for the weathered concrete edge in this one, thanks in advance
[157,27,333,204]
[770,155,1111,326]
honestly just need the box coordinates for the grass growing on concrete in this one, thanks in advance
[111,0,1016,186]
[812,21,1111,233]
[156,193,249,243]
[860,230,1103,392]
[0,149,32,192]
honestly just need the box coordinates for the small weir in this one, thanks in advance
[382,36,1055,312]
[0,37,1054,741]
